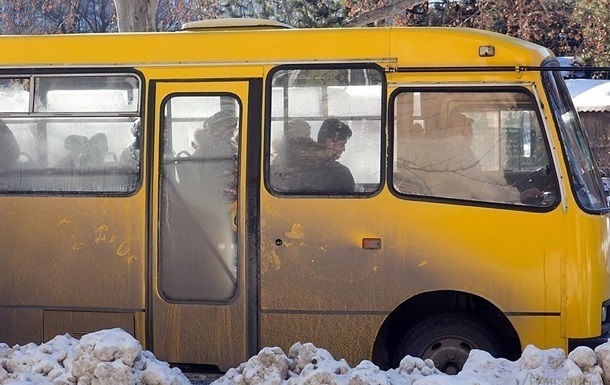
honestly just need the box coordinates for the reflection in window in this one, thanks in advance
[35,75,140,113]
[0,74,141,194]
[0,78,29,112]
[159,95,240,302]
[392,90,558,207]
[268,67,383,195]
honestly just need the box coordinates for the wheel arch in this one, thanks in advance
[371,290,522,369]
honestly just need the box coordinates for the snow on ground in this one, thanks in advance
[0,328,190,385]
[213,342,605,385]
[0,328,609,385]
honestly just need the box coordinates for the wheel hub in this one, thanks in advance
[422,337,474,375]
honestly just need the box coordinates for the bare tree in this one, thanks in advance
[345,0,422,27]
[113,0,159,31]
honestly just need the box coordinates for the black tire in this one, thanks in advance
[393,314,503,374]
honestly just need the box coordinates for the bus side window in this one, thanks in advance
[393,89,558,207]
[0,74,141,194]
[268,67,383,195]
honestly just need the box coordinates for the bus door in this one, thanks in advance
[258,65,388,364]
[150,79,258,369]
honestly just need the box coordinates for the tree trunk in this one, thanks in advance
[114,0,159,32]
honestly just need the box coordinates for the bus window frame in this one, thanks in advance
[540,62,610,214]
[264,63,387,198]
[157,90,242,304]
[0,68,145,197]
[388,84,560,212]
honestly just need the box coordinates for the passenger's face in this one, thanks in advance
[325,138,347,159]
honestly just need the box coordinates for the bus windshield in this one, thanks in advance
[542,68,609,211]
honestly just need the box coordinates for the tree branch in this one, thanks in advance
[344,0,424,27]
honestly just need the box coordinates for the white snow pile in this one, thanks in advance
[213,341,610,385]
[4,328,610,385]
[0,328,189,385]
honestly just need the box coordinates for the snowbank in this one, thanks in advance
[1,328,610,385]
[0,328,189,385]
[213,342,609,385]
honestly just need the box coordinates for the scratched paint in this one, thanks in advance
[283,223,305,240]
[261,249,282,273]
[94,225,109,243]
[117,240,136,265]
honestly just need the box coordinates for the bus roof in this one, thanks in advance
[181,18,293,31]
[0,24,553,69]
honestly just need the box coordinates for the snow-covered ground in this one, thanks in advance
[1,328,610,385]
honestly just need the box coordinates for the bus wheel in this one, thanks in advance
[393,314,503,375]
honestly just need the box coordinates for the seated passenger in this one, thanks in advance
[310,118,355,193]
[87,133,109,167]
[57,133,108,169]
[274,118,355,193]
[0,121,20,171]
[272,118,339,191]
[120,120,141,169]
[397,112,540,204]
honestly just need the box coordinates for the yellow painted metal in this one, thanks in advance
[0,26,549,68]
[0,24,608,370]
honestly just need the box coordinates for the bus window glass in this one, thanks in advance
[159,95,239,302]
[0,74,141,194]
[393,90,557,207]
[269,67,383,194]
[34,75,140,113]
[542,70,608,210]
[0,78,29,112]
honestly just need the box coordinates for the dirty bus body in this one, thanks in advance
[0,20,608,373]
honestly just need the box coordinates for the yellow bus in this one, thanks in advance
[0,18,609,374]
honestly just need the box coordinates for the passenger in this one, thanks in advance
[300,118,355,193]
[87,133,109,167]
[283,118,337,169]
[120,120,141,169]
[56,133,108,168]
[272,119,338,190]
[0,121,20,170]
[192,110,237,160]
[190,110,239,202]
[56,134,89,168]
[399,112,540,203]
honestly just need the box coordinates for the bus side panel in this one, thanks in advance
[259,191,564,360]
[0,309,42,346]
[259,313,386,367]
[0,195,145,344]
[563,206,610,338]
